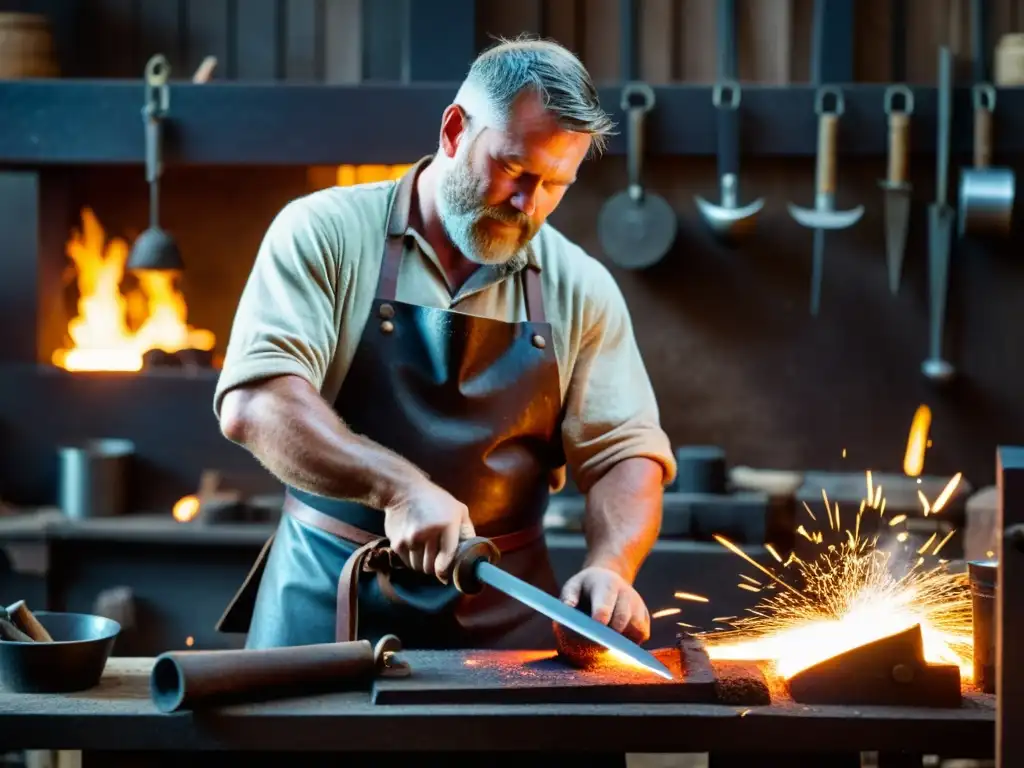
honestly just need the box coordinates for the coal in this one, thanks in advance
[142,348,214,370]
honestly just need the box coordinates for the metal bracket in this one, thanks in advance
[620,82,655,114]
[815,86,844,117]
[712,80,741,110]
[884,84,914,115]
[143,54,171,120]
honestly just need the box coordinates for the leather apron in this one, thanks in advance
[217,157,566,651]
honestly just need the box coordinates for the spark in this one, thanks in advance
[697,470,972,681]
[917,532,937,555]
[712,535,806,599]
[652,608,681,619]
[904,405,931,477]
[674,592,709,603]
[802,501,817,522]
[677,622,697,629]
[932,529,956,556]
[740,575,762,586]
[918,489,932,516]
[764,544,783,563]
[932,473,962,513]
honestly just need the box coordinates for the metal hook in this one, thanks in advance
[815,86,844,116]
[144,54,171,118]
[620,81,655,113]
[712,80,741,110]
[973,83,997,111]
[884,84,914,115]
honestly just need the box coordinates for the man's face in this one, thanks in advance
[436,90,591,267]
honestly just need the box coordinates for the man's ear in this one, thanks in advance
[439,105,469,159]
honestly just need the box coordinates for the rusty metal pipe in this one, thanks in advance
[150,635,404,712]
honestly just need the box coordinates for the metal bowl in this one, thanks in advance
[0,611,120,693]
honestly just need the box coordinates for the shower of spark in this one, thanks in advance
[660,412,972,681]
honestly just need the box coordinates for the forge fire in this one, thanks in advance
[52,208,215,372]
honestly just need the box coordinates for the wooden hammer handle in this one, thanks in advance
[816,113,839,195]
[888,112,910,185]
[7,600,53,642]
[975,107,992,168]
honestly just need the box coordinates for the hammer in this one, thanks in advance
[788,87,865,316]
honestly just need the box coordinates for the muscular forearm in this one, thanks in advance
[581,457,664,582]
[219,374,427,510]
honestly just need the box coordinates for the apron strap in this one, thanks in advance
[373,159,548,325]
[283,494,546,643]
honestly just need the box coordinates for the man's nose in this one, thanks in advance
[510,181,540,216]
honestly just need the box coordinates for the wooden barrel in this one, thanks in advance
[0,13,58,79]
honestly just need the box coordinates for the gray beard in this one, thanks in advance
[436,161,535,270]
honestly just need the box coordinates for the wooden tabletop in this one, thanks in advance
[0,657,996,756]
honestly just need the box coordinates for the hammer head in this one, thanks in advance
[788,203,865,230]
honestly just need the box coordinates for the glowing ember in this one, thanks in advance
[172,495,200,523]
[904,405,931,477]
[693,448,973,682]
[52,208,215,372]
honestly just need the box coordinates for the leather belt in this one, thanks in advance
[282,494,545,642]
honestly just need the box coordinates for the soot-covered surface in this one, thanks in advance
[372,642,719,705]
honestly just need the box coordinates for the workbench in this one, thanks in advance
[0,657,995,766]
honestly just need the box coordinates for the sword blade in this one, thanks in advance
[475,561,674,680]
[883,189,912,295]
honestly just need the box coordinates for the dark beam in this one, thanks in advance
[997,446,1024,768]
[2,82,1024,164]
[0,171,69,364]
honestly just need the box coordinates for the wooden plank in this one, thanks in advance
[372,642,718,706]
[408,0,475,81]
[138,0,184,74]
[906,0,950,83]
[789,0,814,83]
[739,0,792,84]
[477,0,542,45]
[361,0,405,81]
[283,0,321,81]
[234,0,280,80]
[185,0,229,80]
[582,0,619,83]
[640,0,675,84]
[856,0,894,82]
[81,0,139,77]
[323,0,361,84]
[678,0,717,82]
[542,0,582,52]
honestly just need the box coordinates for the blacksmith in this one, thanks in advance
[213,37,676,657]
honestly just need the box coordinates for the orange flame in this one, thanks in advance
[52,208,215,372]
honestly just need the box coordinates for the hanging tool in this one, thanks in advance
[694,0,764,242]
[598,0,677,269]
[958,0,1015,238]
[787,88,864,316]
[922,47,956,383]
[878,86,914,295]
[127,54,183,272]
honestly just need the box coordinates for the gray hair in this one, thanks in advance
[458,35,615,156]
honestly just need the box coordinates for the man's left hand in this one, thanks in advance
[560,566,650,643]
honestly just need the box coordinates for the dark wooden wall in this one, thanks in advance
[2,0,1023,509]
[21,0,1024,83]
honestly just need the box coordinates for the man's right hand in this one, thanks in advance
[384,479,476,581]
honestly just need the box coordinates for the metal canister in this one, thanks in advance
[968,559,998,693]
[57,439,134,519]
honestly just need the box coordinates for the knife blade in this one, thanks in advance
[450,538,674,680]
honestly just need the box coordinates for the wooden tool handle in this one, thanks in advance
[816,113,839,195]
[450,537,500,595]
[7,600,53,642]
[888,112,910,184]
[974,107,992,168]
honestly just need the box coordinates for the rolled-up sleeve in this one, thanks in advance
[561,265,676,493]
[213,199,341,417]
